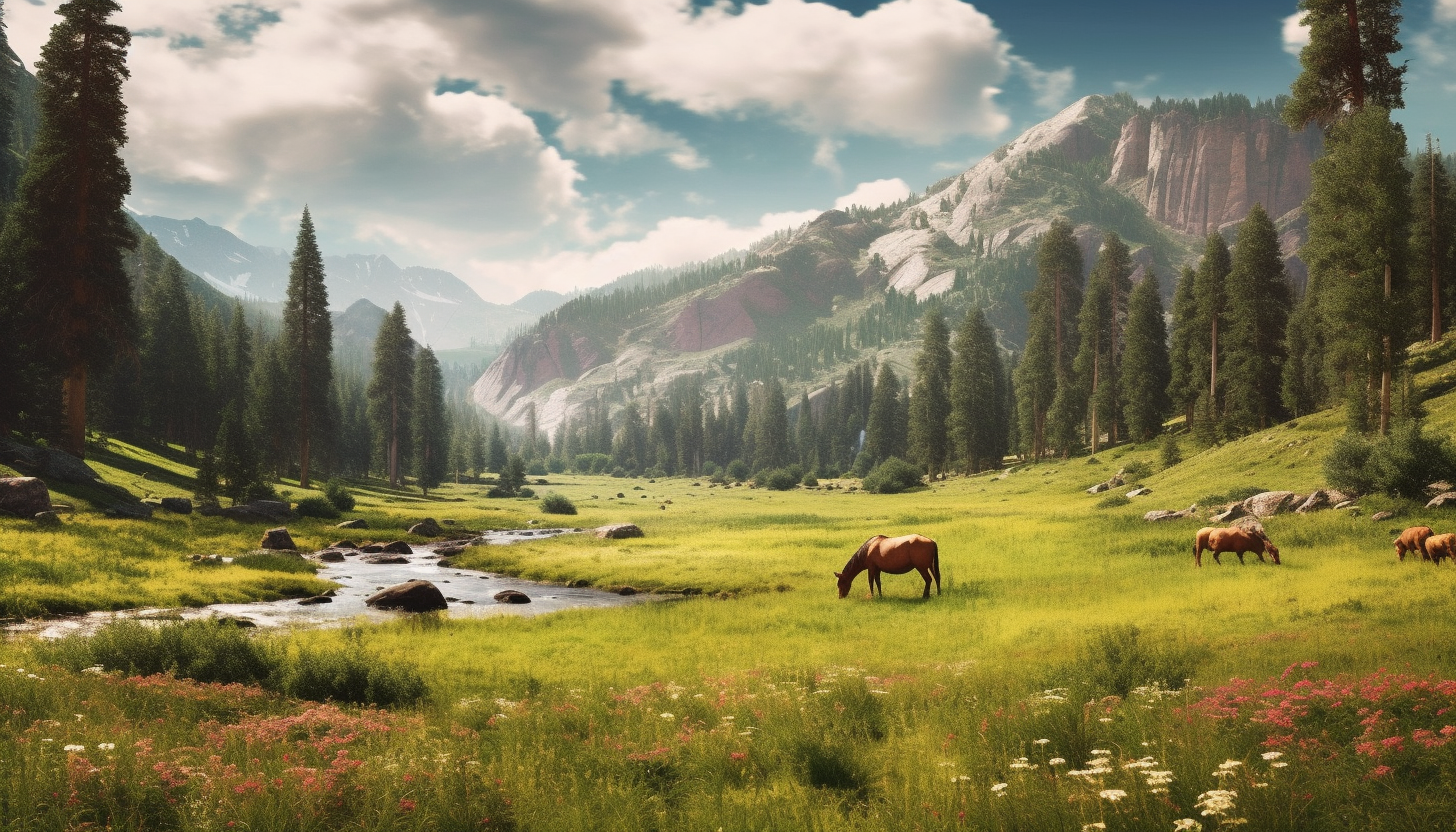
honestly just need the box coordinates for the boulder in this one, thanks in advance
[1334,500,1357,510]
[596,523,645,539]
[1294,490,1336,514]
[365,580,448,612]
[1144,505,1198,522]
[1242,491,1298,517]
[159,497,193,515]
[435,545,465,557]
[1126,487,1151,497]
[364,554,410,565]
[1086,481,1110,494]
[360,544,385,553]
[1210,503,1248,523]
[616,586,638,596]
[1427,492,1456,509]
[1231,516,1268,537]
[0,477,52,517]
[336,518,369,530]
[494,589,531,604]
[0,437,100,484]
[32,510,61,526]
[316,551,346,562]
[298,595,333,605]
[105,500,155,519]
[1370,510,1397,522]
[436,558,454,568]
[330,540,359,549]
[381,541,413,554]
[260,527,297,550]
[1428,481,1454,495]
[408,518,443,537]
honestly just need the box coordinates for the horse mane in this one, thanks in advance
[849,535,881,569]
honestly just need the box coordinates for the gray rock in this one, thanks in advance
[596,523,645,539]
[0,477,52,517]
[260,527,296,550]
[494,589,531,604]
[616,586,638,596]
[435,546,465,557]
[316,551,346,562]
[159,497,193,514]
[1334,500,1357,510]
[1231,516,1268,537]
[1144,505,1198,522]
[1086,481,1110,494]
[1427,492,1456,509]
[330,540,359,549]
[298,595,333,605]
[247,500,293,521]
[32,510,61,526]
[1242,491,1298,517]
[336,518,369,530]
[364,554,410,565]
[0,437,101,484]
[104,500,154,519]
[1210,503,1248,523]
[408,518,443,537]
[1371,510,1397,522]
[360,544,385,553]
[365,580,448,612]
[1428,481,1454,495]
[1126,487,1151,497]
[1295,490,1342,514]
[381,541,413,554]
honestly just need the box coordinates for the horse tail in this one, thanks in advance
[931,539,941,595]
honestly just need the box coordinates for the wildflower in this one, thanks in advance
[1091,749,1111,756]
[991,782,1008,795]
[1099,717,1113,723]
[1099,789,1128,801]
[659,713,674,719]
[1260,751,1282,761]
[97,743,115,751]
[1082,824,1107,831]
[1123,757,1158,769]
[1218,760,1242,770]
[1035,738,1050,745]
[1196,789,1238,817]
[1270,761,1288,768]
[951,775,973,783]
[398,798,417,812]
[1049,757,1067,766]
[63,744,85,752]
[1173,820,1199,831]
[82,665,104,674]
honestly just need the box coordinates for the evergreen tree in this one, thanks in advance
[248,337,292,478]
[367,302,414,487]
[795,392,817,472]
[412,346,447,495]
[1222,204,1293,432]
[1281,282,1329,417]
[1410,136,1455,342]
[907,307,952,478]
[523,402,539,460]
[0,2,19,205]
[1166,265,1201,423]
[949,307,1007,473]
[280,207,332,488]
[1017,219,1083,458]
[0,0,134,455]
[1193,233,1233,429]
[1304,107,1411,434]
[1075,232,1133,452]
[215,401,263,505]
[1119,276,1173,442]
[1283,0,1405,131]
[613,402,648,474]
[486,422,508,474]
[139,258,202,449]
[193,451,221,508]
[752,379,791,472]
[863,363,906,468]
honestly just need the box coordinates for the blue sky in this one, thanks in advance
[7,0,1456,303]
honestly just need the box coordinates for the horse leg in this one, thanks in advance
[1236,552,1246,565]
[1212,552,1221,565]
[1194,543,1202,568]
[867,566,879,598]
[916,566,932,599]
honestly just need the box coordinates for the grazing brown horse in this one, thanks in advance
[836,534,940,598]
[1395,526,1435,562]
[1425,533,1456,565]
[1194,526,1280,567]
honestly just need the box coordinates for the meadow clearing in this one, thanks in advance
[6,397,1456,830]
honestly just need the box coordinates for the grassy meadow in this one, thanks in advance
[7,387,1456,829]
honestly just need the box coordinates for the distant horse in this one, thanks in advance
[1426,533,1456,565]
[836,534,940,599]
[1194,526,1280,567]
[1395,526,1435,562]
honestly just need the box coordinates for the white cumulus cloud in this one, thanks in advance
[1282,12,1310,55]
[834,179,912,211]
[1438,0,1456,24]
[556,112,708,170]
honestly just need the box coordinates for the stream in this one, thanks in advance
[5,528,657,639]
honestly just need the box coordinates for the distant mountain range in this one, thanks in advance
[132,213,554,349]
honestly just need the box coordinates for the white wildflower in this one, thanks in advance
[1099,717,1113,723]
[1196,789,1238,817]
[1035,738,1051,745]
[951,775,973,783]
[1218,760,1242,770]
[82,666,105,674]
[659,713,675,719]
[97,743,115,751]
[63,744,85,752]
[1091,749,1112,756]
[1099,789,1128,801]
[1049,757,1067,766]
[991,782,1008,794]
[1173,820,1199,832]
[1260,751,1282,760]
[1082,824,1107,831]
[1270,761,1288,768]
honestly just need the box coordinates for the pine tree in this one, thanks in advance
[215,401,263,505]
[1166,265,1201,423]
[907,307,953,478]
[281,207,333,488]
[863,363,906,468]
[486,422,508,474]
[523,402,539,460]
[0,0,134,455]
[614,402,648,474]
[412,346,447,495]
[367,303,414,487]
[1223,204,1293,432]
[795,391,817,471]
[1119,275,1173,442]
[1193,233,1233,430]
[248,338,293,478]
[1308,107,1410,434]
[950,307,1007,473]
[752,380,791,472]
[0,3,19,205]
[1017,219,1083,458]
[1284,0,1405,131]
[1075,232,1133,452]
[1281,282,1329,417]
[1410,136,1455,342]
[139,258,202,449]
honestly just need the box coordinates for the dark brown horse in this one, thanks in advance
[836,534,940,598]
[1194,526,1280,567]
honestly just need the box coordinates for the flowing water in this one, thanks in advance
[5,528,657,639]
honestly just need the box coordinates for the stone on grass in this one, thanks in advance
[1242,491,1297,517]
[336,518,369,529]
[0,477,52,518]
[260,527,297,550]
[1370,510,1397,522]
[159,497,193,514]
[1144,505,1198,522]
[1210,504,1247,523]
[408,518,443,537]
[1426,492,1456,509]
[596,523,644,539]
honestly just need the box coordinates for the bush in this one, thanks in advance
[573,453,611,474]
[540,492,577,515]
[526,460,548,476]
[1159,431,1182,469]
[1096,493,1131,509]
[294,496,340,519]
[517,486,536,498]
[702,461,721,477]
[861,457,925,494]
[278,642,426,707]
[755,468,800,491]
[322,478,355,512]
[547,456,566,474]
[802,473,819,487]
[1325,422,1456,498]
[1070,625,1201,698]
[1121,459,1151,481]
[726,460,749,482]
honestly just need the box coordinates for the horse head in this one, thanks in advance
[835,570,853,599]
[1264,540,1281,565]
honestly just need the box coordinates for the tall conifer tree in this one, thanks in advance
[752,380,791,472]
[1193,233,1233,430]
[1119,276,1173,442]
[1015,219,1083,458]
[950,307,1007,473]
[1223,205,1293,431]
[280,207,332,488]
[863,363,906,468]
[140,258,203,449]
[1166,266,1201,424]
[907,307,952,478]
[1283,0,1405,131]
[1411,136,1455,342]
[0,0,133,455]
[412,346,447,495]
[367,303,414,487]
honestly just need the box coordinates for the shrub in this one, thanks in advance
[1325,422,1456,498]
[1096,493,1131,509]
[526,460,548,476]
[294,496,340,519]
[573,453,611,474]
[755,468,800,491]
[802,473,819,487]
[322,478,355,512]
[540,492,577,515]
[486,486,511,498]
[726,460,749,481]
[516,486,536,498]
[1159,431,1182,469]
[1324,432,1376,495]
[1121,459,1151,480]
[702,461,721,477]
[861,457,924,494]
[1070,625,1201,698]
[278,642,426,707]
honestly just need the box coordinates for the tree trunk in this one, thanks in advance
[1433,138,1442,343]
[1208,316,1219,422]
[389,393,399,488]
[1381,263,1392,435]
[63,362,87,458]
[1089,350,1100,455]
[299,361,311,489]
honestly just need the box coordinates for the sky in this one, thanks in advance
[6,0,1456,304]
